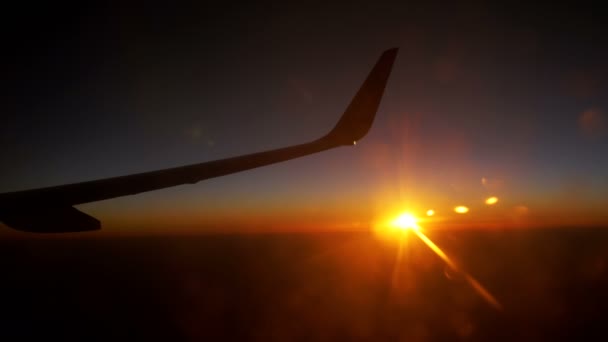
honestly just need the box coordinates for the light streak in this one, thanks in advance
[412,229,502,310]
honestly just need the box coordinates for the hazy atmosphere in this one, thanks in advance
[3,2,608,341]
[2,2,607,235]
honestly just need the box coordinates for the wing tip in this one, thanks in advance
[383,47,399,56]
[323,47,398,146]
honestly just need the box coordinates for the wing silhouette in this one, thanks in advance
[0,48,398,232]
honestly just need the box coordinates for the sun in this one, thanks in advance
[391,212,419,231]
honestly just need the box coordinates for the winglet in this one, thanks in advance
[323,48,398,146]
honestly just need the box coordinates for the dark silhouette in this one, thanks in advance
[0,48,398,233]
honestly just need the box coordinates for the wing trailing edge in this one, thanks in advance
[0,48,398,233]
[1,206,100,233]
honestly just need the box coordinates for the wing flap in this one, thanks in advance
[1,205,100,233]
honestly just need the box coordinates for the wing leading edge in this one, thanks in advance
[0,48,398,233]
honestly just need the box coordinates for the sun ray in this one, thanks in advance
[411,228,503,310]
[411,229,458,270]
[390,234,406,290]
[464,274,503,310]
[384,211,502,310]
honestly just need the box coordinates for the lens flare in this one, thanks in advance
[426,209,435,217]
[411,228,502,310]
[454,206,469,214]
[383,210,502,310]
[485,196,499,205]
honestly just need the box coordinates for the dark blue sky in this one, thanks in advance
[2,2,607,233]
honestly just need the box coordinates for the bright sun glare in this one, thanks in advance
[385,210,502,310]
[391,213,419,231]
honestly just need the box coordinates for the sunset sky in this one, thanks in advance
[2,2,607,235]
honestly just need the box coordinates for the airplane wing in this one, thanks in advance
[0,48,398,233]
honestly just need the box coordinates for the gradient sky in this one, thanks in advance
[2,2,607,235]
